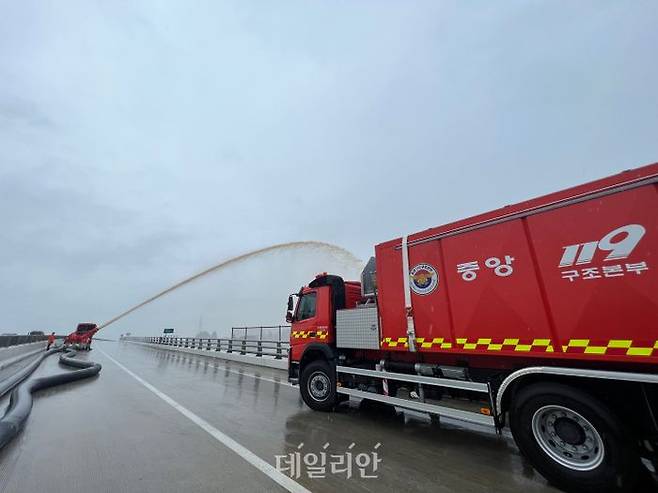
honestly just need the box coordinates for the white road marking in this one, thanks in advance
[98,348,311,493]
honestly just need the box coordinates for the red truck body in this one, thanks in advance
[65,323,98,349]
[287,162,658,492]
[375,163,657,367]
[290,162,658,368]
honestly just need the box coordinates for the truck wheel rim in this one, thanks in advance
[308,371,330,402]
[531,405,604,471]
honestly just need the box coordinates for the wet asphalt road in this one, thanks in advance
[0,341,558,493]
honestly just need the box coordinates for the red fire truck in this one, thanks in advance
[287,162,658,492]
[64,322,98,350]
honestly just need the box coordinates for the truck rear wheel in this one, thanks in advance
[510,382,639,492]
[300,360,337,412]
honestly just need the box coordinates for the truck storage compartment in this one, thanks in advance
[336,306,380,350]
[375,164,658,365]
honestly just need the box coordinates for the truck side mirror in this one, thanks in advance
[286,311,294,323]
[287,295,294,311]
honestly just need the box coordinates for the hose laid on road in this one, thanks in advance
[0,349,101,449]
[0,348,60,399]
[0,345,49,373]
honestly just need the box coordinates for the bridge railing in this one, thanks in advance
[230,325,291,343]
[124,334,290,359]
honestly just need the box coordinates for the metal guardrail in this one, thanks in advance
[0,335,48,348]
[125,335,290,359]
[230,325,290,342]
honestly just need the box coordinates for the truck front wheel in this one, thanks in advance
[510,382,639,493]
[300,360,337,412]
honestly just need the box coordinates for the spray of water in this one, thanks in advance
[98,241,362,330]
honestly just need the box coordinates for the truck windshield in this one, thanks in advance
[296,293,316,321]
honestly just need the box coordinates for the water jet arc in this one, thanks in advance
[99,241,361,330]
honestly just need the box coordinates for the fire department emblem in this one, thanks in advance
[410,263,439,295]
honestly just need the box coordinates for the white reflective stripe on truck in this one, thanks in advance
[401,234,417,352]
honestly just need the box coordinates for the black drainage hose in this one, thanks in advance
[0,349,101,449]
[0,347,61,399]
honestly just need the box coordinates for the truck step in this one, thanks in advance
[337,387,496,427]
[336,365,489,393]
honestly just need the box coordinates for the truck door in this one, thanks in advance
[296,291,317,330]
[289,290,318,360]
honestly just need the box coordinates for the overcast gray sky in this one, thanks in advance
[1,1,657,337]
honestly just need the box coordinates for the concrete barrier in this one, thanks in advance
[126,341,288,370]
